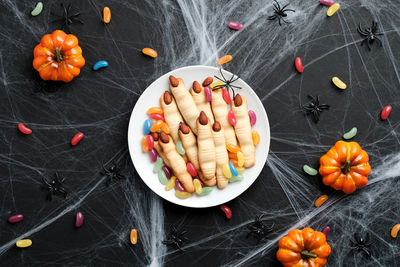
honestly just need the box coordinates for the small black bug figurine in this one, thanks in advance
[357,21,383,50]
[350,232,372,258]
[52,3,83,33]
[302,95,330,123]
[42,172,67,200]
[268,0,295,26]
[162,225,189,250]
[247,215,274,241]
[101,162,125,185]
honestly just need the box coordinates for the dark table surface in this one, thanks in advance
[1,0,399,266]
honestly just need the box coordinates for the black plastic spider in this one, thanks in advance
[213,68,242,98]
[101,162,125,185]
[52,3,83,33]
[349,232,372,258]
[162,225,188,250]
[302,95,330,123]
[42,172,67,200]
[268,0,295,26]
[357,21,383,50]
[247,215,274,241]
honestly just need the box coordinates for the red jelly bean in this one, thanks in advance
[248,110,257,126]
[322,226,331,238]
[146,135,154,150]
[162,165,172,179]
[18,123,32,135]
[175,179,185,192]
[186,162,197,177]
[381,105,392,120]
[228,110,237,126]
[220,205,232,219]
[71,132,84,146]
[75,212,84,228]
[149,113,165,121]
[295,57,304,73]
[149,148,157,162]
[222,88,231,104]
[8,214,24,223]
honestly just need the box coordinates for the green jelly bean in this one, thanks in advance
[158,170,168,185]
[31,2,43,16]
[343,127,357,140]
[176,140,185,155]
[229,174,244,183]
[199,186,212,196]
[153,158,163,173]
[303,165,318,176]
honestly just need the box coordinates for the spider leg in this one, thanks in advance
[312,110,319,122]
[284,8,295,13]
[281,18,290,24]
[230,76,240,83]
[278,17,282,26]
[318,104,330,110]
[357,24,368,36]
[375,37,383,47]
[274,0,281,11]
[365,39,371,50]
[219,68,228,83]
[268,15,277,20]
[42,177,51,187]
[58,188,67,197]
[362,247,371,258]
[214,75,225,83]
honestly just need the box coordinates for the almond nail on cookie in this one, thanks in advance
[212,121,230,189]
[151,132,171,167]
[190,80,215,124]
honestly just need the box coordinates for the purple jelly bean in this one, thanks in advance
[204,86,212,102]
[8,214,23,223]
[320,0,335,6]
[228,21,244,31]
[175,179,185,192]
[322,226,330,238]
[149,148,157,162]
[248,110,257,126]
[162,165,172,179]
[75,212,84,228]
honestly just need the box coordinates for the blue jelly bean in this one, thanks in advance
[143,119,151,135]
[229,162,239,176]
[93,60,109,71]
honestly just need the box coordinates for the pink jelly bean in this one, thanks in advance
[322,226,331,238]
[175,179,185,192]
[248,110,257,126]
[222,88,231,104]
[75,212,84,228]
[8,214,24,223]
[186,162,198,177]
[149,148,157,162]
[162,165,172,179]
[146,135,154,150]
[228,110,237,126]
[204,86,212,102]
[149,113,165,121]
[320,0,335,6]
[228,21,244,31]
[381,105,392,120]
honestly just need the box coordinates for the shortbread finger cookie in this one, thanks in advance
[197,111,216,183]
[231,94,255,167]
[160,91,184,144]
[152,133,171,167]
[169,75,200,135]
[211,89,238,145]
[212,122,230,189]
[159,132,194,193]
[190,80,214,124]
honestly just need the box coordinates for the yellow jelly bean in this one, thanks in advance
[142,48,158,58]
[252,130,260,146]
[236,166,245,174]
[165,176,176,191]
[193,179,202,195]
[222,163,232,178]
[332,76,347,89]
[237,151,244,167]
[327,3,340,17]
[210,80,224,90]
[175,190,191,199]
[16,239,32,248]
[218,55,233,65]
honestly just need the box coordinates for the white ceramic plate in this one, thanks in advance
[128,65,270,208]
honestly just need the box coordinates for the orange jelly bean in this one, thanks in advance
[141,137,149,152]
[315,195,328,207]
[226,144,241,153]
[218,55,232,65]
[230,159,239,167]
[228,152,238,160]
[161,122,171,134]
[103,7,111,23]
[252,130,260,146]
[150,120,163,133]
[142,48,158,58]
[391,224,400,238]
[147,107,163,114]
[130,229,138,245]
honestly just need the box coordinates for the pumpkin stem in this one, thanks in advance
[55,47,63,63]
[341,160,351,174]
[301,250,317,259]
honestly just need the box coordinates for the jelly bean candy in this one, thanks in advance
[248,110,257,126]
[103,6,111,23]
[71,132,84,146]
[228,152,238,160]
[343,127,357,140]
[332,76,346,89]
[230,159,239,167]
[315,195,328,207]
[199,186,212,196]
[165,176,176,191]
[175,179,185,192]
[149,148,157,162]
[322,226,331,238]
[226,144,241,153]
[295,57,304,73]
[222,163,232,178]
[147,107,163,114]
[229,174,244,183]
[381,105,392,120]
[228,21,243,31]
[150,120,163,133]
[175,190,191,199]
[228,110,237,126]
[320,0,335,6]
[391,224,400,238]
[130,229,138,245]
[142,48,158,58]
[162,165,172,179]
[153,157,163,173]
[229,162,239,176]
[252,130,260,146]
[193,179,202,195]
[176,140,185,155]
[146,135,154,150]
[161,122,171,134]
[218,55,232,65]
[220,205,232,219]
[149,113,165,121]
[236,166,245,174]
[142,137,149,152]
[327,3,340,16]
[143,119,151,135]
[18,123,32,135]
[75,212,84,228]
[237,151,244,167]
[31,2,43,16]
[222,88,231,104]
[16,239,32,248]
[8,214,23,223]
[93,60,109,71]
[158,170,168,185]
[186,162,197,177]
[303,165,318,175]
[210,80,224,90]
[204,86,212,102]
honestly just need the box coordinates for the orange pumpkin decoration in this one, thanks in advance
[319,141,371,194]
[277,228,331,267]
[33,30,85,82]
